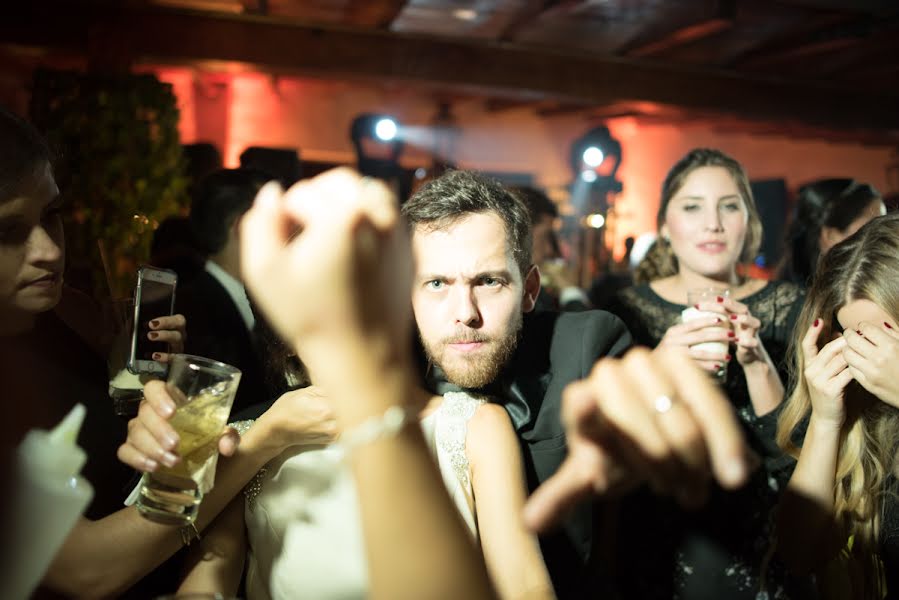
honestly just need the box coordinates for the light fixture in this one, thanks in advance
[452,8,478,21]
[582,146,604,168]
[350,113,406,186]
[584,213,606,229]
[374,117,398,142]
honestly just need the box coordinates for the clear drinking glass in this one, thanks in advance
[682,287,731,384]
[137,354,241,526]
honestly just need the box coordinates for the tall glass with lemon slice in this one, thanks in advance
[136,354,241,526]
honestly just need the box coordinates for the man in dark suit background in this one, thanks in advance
[404,171,630,598]
[176,169,270,417]
[510,186,591,313]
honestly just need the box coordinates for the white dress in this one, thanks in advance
[241,392,485,600]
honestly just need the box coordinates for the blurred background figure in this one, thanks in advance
[149,215,204,283]
[511,186,590,312]
[782,178,886,286]
[176,168,272,417]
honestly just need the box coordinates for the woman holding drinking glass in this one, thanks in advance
[606,148,808,599]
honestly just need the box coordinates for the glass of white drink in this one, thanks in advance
[682,287,731,385]
[136,354,241,526]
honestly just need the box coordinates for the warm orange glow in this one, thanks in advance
[226,74,282,167]
[151,67,197,143]
[146,64,895,269]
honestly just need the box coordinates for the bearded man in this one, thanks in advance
[403,170,632,598]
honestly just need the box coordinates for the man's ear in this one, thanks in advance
[522,264,541,313]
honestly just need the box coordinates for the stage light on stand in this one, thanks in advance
[567,125,624,288]
[374,118,398,142]
[350,113,406,197]
[584,213,606,229]
[582,146,604,168]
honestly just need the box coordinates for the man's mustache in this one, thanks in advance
[441,333,490,345]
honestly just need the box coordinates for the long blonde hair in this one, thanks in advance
[777,213,899,599]
[649,148,763,281]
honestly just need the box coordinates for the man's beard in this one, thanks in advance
[421,313,523,389]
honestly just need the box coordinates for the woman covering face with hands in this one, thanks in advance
[777,212,899,600]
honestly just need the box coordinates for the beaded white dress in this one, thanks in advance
[241,391,485,600]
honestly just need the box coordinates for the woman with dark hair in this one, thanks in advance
[0,107,316,599]
[784,178,886,285]
[607,148,809,598]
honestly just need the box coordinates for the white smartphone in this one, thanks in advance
[127,266,178,375]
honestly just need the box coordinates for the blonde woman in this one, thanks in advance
[777,213,899,599]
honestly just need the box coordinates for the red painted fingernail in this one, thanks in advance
[152,352,162,360]
[725,354,731,361]
[150,319,160,328]
[885,322,893,329]
[694,304,700,309]
[716,296,724,303]
[727,331,735,338]
[814,318,820,327]
[730,314,738,320]
[857,330,862,335]
[148,331,159,340]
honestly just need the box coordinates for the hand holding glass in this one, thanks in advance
[681,287,731,384]
[136,354,241,526]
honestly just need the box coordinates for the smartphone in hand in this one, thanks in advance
[127,266,177,375]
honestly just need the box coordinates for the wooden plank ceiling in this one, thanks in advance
[2,0,899,140]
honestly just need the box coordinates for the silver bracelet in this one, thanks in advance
[336,405,413,454]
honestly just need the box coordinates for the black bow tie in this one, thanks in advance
[424,362,537,431]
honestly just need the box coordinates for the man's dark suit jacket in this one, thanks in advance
[427,309,632,599]
[175,270,267,417]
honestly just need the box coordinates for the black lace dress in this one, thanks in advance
[606,280,814,600]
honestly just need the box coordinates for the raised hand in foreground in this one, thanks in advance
[525,346,753,532]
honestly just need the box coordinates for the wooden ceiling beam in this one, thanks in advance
[3,3,899,131]
[344,0,408,29]
[721,12,851,67]
[620,0,735,59]
[535,102,595,118]
[624,18,733,58]
[497,0,583,41]
[484,98,537,113]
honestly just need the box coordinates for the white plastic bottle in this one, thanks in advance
[2,404,94,599]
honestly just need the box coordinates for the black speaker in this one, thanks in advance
[239,146,302,187]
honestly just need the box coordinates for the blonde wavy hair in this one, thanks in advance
[647,148,763,281]
[777,212,899,599]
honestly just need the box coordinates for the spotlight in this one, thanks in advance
[350,113,406,190]
[452,8,478,21]
[374,118,398,142]
[569,125,622,194]
[582,146,604,168]
[584,213,606,229]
